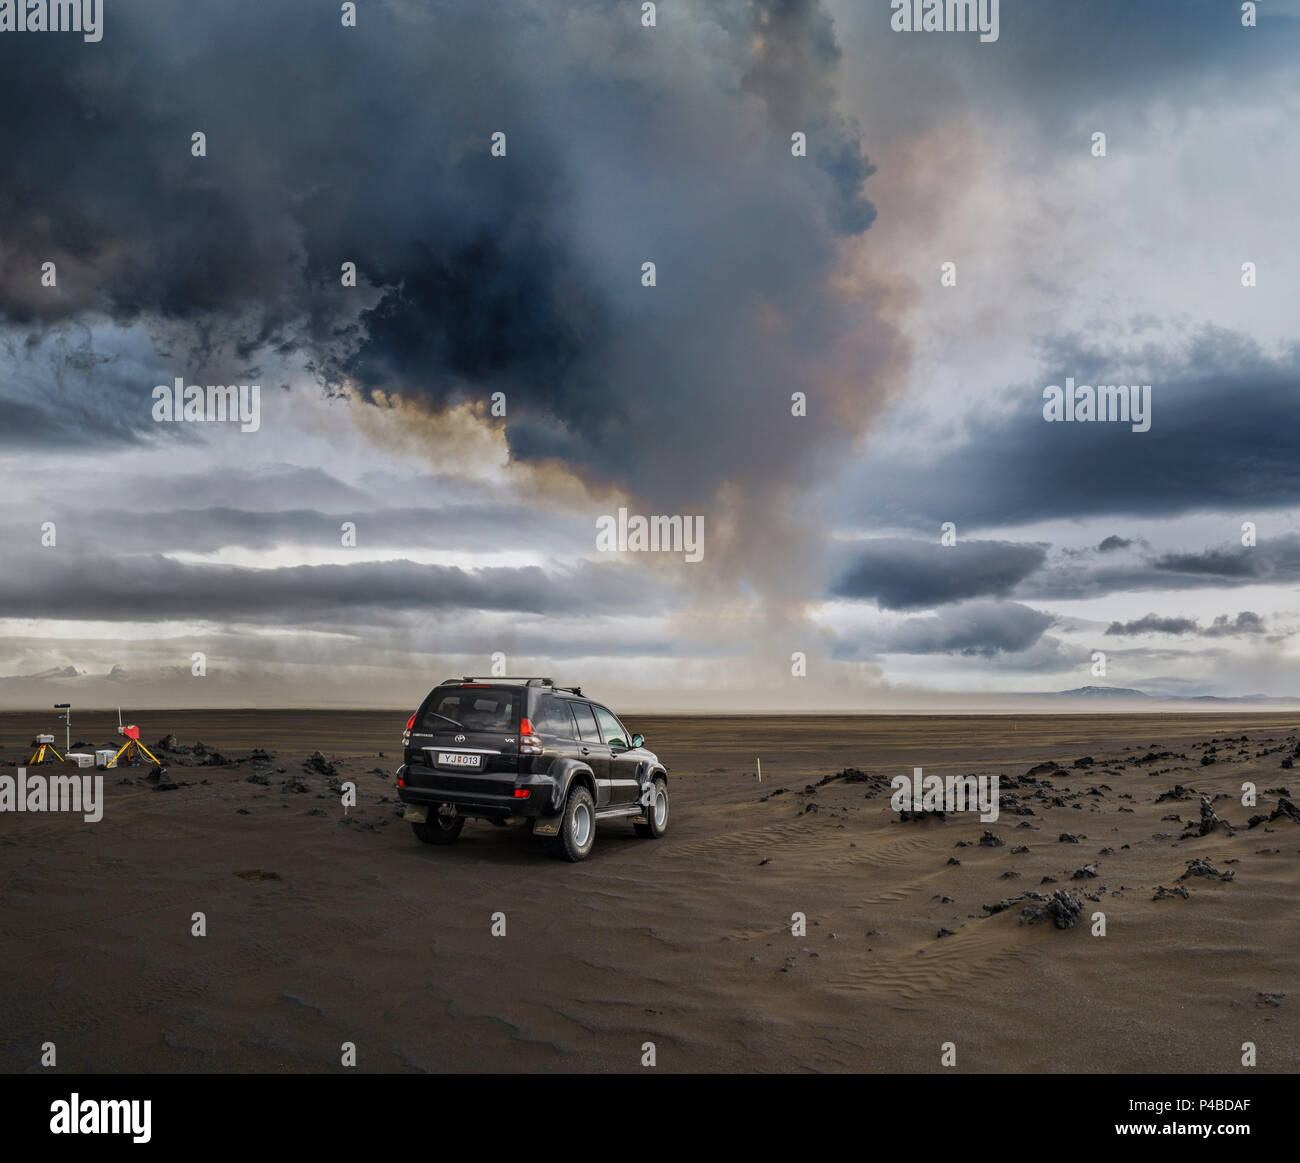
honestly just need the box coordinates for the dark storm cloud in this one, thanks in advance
[0,0,893,512]
[831,537,1048,610]
[1097,536,1133,553]
[1105,614,1199,637]
[836,599,1053,659]
[826,528,1300,610]
[1105,610,1268,639]
[0,324,163,448]
[848,329,1300,528]
[0,552,664,623]
[1018,534,1300,602]
[741,0,876,233]
[1204,611,1268,637]
[833,0,1300,152]
[1154,548,1262,578]
[988,0,1300,132]
[0,395,104,449]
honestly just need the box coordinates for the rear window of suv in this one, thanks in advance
[569,702,602,743]
[419,686,517,733]
[535,694,578,738]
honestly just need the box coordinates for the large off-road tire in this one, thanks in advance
[634,777,669,839]
[549,784,596,862]
[412,815,464,845]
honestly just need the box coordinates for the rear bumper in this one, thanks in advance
[396,764,556,819]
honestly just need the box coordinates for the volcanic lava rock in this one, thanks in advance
[1249,797,1300,828]
[1180,858,1234,882]
[1025,762,1063,779]
[304,751,339,779]
[1156,784,1198,803]
[1021,890,1083,929]
[1182,797,1222,837]
[981,889,1080,929]
[1135,751,1176,765]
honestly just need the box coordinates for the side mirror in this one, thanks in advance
[631,734,644,749]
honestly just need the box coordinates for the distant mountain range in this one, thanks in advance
[1035,686,1300,705]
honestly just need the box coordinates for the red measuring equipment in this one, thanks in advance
[111,707,161,766]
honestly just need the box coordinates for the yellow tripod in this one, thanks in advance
[28,740,64,764]
[111,736,162,767]
[111,710,162,767]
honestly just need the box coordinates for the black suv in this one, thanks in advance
[396,677,670,861]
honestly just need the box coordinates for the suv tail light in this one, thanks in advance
[403,713,416,746]
[519,717,542,755]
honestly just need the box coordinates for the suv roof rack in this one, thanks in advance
[445,676,555,686]
[435,676,585,696]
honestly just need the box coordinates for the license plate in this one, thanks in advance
[438,752,481,768]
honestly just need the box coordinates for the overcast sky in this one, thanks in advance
[1,0,1298,711]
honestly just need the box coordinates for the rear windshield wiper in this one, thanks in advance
[425,711,465,730]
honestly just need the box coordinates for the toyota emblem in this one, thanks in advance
[454,734,466,742]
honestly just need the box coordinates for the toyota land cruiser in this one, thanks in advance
[395,677,670,861]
